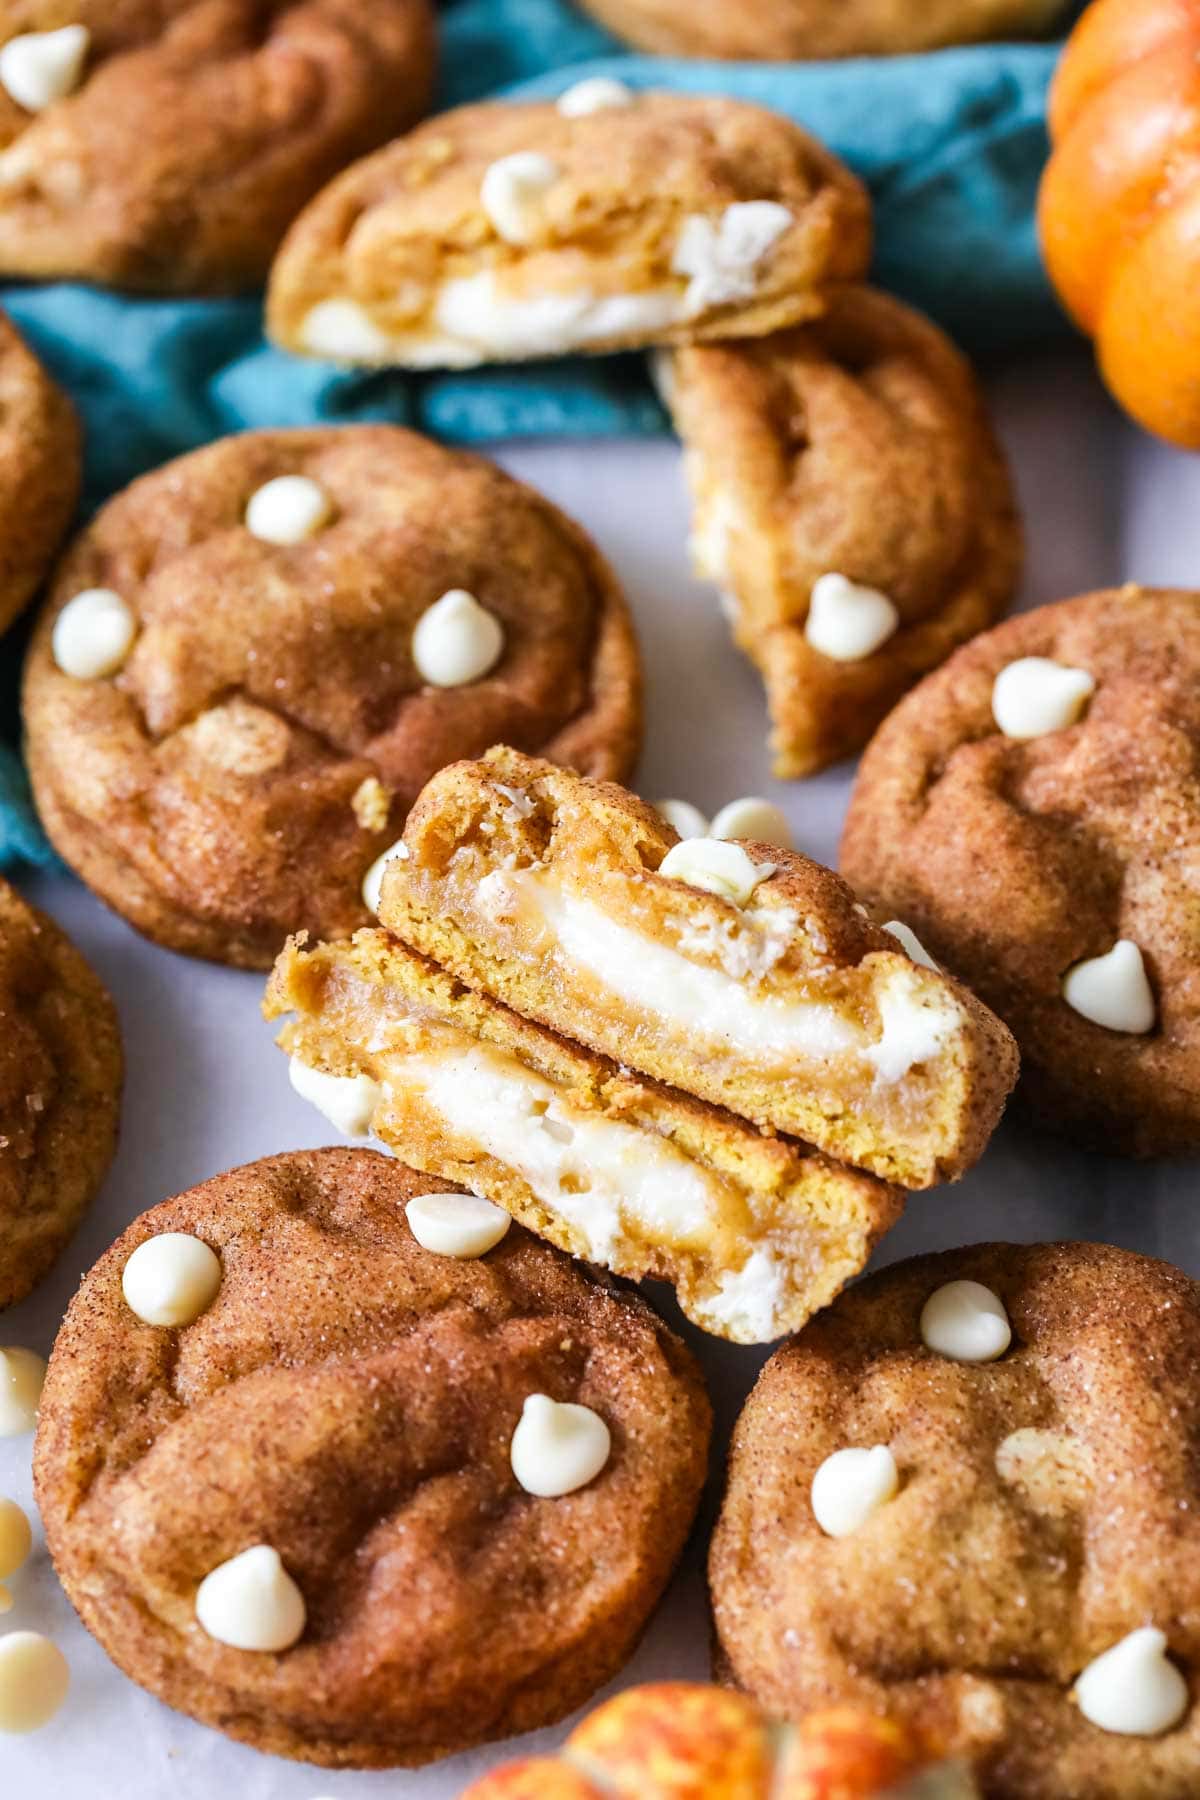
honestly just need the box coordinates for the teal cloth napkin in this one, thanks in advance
[0,0,1070,864]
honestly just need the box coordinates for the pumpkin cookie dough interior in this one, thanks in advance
[267,93,871,368]
[267,931,904,1344]
[375,749,1018,1190]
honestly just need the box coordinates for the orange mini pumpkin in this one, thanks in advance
[1039,0,1200,447]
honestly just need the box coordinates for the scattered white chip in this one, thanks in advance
[882,920,939,972]
[659,837,773,907]
[0,1348,46,1438]
[0,1632,69,1733]
[991,656,1095,740]
[1075,1627,1189,1737]
[654,798,709,840]
[245,475,333,545]
[804,573,899,662]
[361,836,409,915]
[510,1393,611,1497]
[51,588,137,680]
[672,201,792,312]
[0,25,89,113]
[556,76,634,117]
[121,1233,222,1329]
[412,588,505,688]
[480,152,561,245]
[0,1500,31,1615]
[710,796,793,849]
[195,1546,306,1653]
[920,1280,1012,1364]
[405,1192,511,1259]
[810,1445,899,1538]
[289,1058,381,1138]
[1062,940,1156,1035]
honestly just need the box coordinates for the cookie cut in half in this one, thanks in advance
[267,932,904,1344]
[659,286,1022,777]
[710,1241,1200,1800]
[0,310,80,634]
[34,1148,710,1768]
[842,585,1200,1156]
[0,2,436,292]
[22,427,640,969]
[0,877,121,1309]
[267,93,871,369]
[374,748,1018,1190]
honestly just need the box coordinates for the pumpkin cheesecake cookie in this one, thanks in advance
[575,0,1066,59]
[659,286,1021,777]
[266,92,871,368]
[0,2,435,293]
[22,427,640,969]
[0,310,80,634]
[267,932,904,1344]
[0,877,121,1310]
[842,586,1200,1155]
[34,1147,710,1767]
[711,1241,1200,1799]
[372,748,1018,1190]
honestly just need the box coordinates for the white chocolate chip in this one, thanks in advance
[0,1348,46,1438]
[288,1057,381,1138]
[654,798,709,840]
[245,475,333,546]
[882,920,939,971]
[412,588,504,688]
[362,836,409,915]
[0,1500,31,1615]
[672,201,793,312]
[195,1546,306,1652]
[991,657,1095,740]
[510,1393,611,1498]
[710,797,793,849]
[805,573,899,662]
[659,837,774,907]
[480,152,561,246]
[0,1632,69,1733]
[405,1192,511,1259]
[810,1445,899,1538]
[299,297,393,362]
[1062,940,1156,1035]
[1075,1628,1188,1737]
[920,1280,1012,1364]
[51,588,137,680]
[0,25,89,112]
[121,1233,222,1329]
[556,76,634,116]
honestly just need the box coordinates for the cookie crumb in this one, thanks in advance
[352,777,392,834]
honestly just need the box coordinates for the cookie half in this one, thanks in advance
[267,930,903,1344]
[0,877,121,1309]
[22,427,641,969]
[374,748,1018,1190]
[573,0,1067,59]
[0,310,80,635]
[35,1147,710,1767]
[710,1241,1200,1799]
[842,585,1200,1156]
[0,3,435,292]
[266,93,871,368]
[660,286,1022,777]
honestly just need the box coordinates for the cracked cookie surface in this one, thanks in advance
[710,1241,1200,1800]
[0,308,80,633]
[841,586,1200,1155]
[0,1,435,292]
[21,427,641,968]
[573,0,1067,59]
[34,1146,710,1768]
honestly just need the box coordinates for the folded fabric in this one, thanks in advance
[0,0,1071,867]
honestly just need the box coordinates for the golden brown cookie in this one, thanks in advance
[574,0,1067,59]
[0,877,121,1309]
[710,1241,1200,1800]
[841,586,1200,1156]
[659,286,1022,778]
[21,427,641,969]
[34,1146,710,1767]
[0,309,80,634]
[0,3,435,293]
[266,92,872,368]
[374,747,1018,1190]
[266,929,904,1344]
